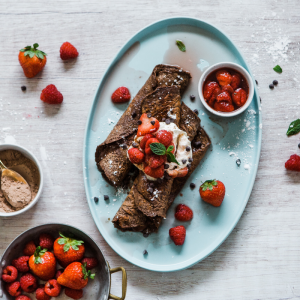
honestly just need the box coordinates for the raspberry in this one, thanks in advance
[6,281,21,297]
[12,256,30,273]
[231,73,241,89]
[36,285,51,300]
[55,269,64,279]
[65,287,83,299]
[169,225,186,246]
[216,70,232,86]
[145,138,160,155]
[232,88,247,107]
[144,164,164,179]
[81,257,98,270]
[128,148,144,164]
[111,87,131,103]
[147,154,166,169]
[60,42,79,60]
[39,233,54,250]
[16,296,31,300]
[45,279,61,297]
[1,265,18,282]
[175,204,193,221]
[140,133,154,150]
[40,84,63,104]
[20,273,38,293]
[23,240,36,256]
[285,154,300,171]
[156,130,173,147]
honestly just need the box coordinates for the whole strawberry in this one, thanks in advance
[40,84,63,104]
[111,87,131,103]
[175,204,193,221]
[60,42,79,60]
[12,256,30,273]
[39,233,54,250]
[19,43,47,78]
[200,179,225,207]
[65,287,83,299]
[169,225,186,246]
[57,262,95,290]
[53,232,85,268]
[285,154,300,171]
[29,246,56,280]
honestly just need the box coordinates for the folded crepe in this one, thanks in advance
[95,65,191,187]
[112,103,211,234]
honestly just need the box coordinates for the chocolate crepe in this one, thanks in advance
[112,104,211,234]
[95,65,191,187]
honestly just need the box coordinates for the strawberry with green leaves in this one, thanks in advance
[28,246,56,280]
[18,43,47,78]
[53,233,85,268]
[199,179,225,207]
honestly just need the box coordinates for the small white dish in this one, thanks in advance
[0,144,43,217]
[198,62,254,117]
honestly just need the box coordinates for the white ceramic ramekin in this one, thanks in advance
[198,62,254,117]
[0,144,43,217]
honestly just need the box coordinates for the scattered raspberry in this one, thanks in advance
[214,101,234,112]
[232,88,247,107]
[65,287,83,299]
[39,233,54,250]
[12,256,30,273]
[128,148,144,164]
[145,138,160,155]
[285,154,300,171]
[169,225,186,246]
[6,281,21,297]
[20,273,38,293]
[16,296,31,300]
[23,240,36,256]
[40,84,63,104]
[175,204,193,221]
[140,133,154,149]
[111,87,131,103]
[216,70,232,86]
[55,269,64,279]
[216,91,232,104]
[137,113,160,137]
[144,164,164,179]
[231,73,241,89]
[45,279,61,297]
[81,257,98,270]
[36,285,51,300]
[2,265,18,282]
[60,42,79,60]
[148,154,166,169]
[156,130,173,147]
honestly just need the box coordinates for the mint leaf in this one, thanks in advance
[287,119,300,136]
[273,65,282,73]
[167,145,174,152]
[150,143,166,155]
[176,40,186,52]
[167,152,179,165]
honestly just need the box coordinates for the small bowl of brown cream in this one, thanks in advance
[0,144,43,217]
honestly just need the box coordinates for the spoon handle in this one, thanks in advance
[0,160,7,170]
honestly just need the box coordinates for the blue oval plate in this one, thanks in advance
[83,17,261,272]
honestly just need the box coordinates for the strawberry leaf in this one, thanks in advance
[176,40,186,52]
[33,43,39,49]
[200,179,218,191]
[82,263,95,280]
[63,244,69,252]
[19,43,47,59]
[33,246,47,264]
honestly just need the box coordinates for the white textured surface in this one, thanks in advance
[0,1,300,299]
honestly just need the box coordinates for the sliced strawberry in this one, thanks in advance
[137,113,159,137]
[168,167,188,178]
[145,138,160,155]
[214,101,234,112]
[156,130,173,147]
[140,134,155,150]
[144,164,164,178]
[128,148,144,164]
[148,154,166,169]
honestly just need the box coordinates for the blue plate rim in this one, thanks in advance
[83,16,262,272]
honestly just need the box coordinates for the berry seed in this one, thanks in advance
[104,195,109,200]
[236,159,241,166]
[193,109,199,115]
[94,197,99,203]
[269,84,274,89]
[273,80,278,85]
[137,120,142,125]
[190,183,196,189]
[190,95,195,101]
[21,86,26,91]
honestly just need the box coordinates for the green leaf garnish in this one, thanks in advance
[58,232,84,253]
[33,246,47,264]
[149,142,179,165]
[200,179,218,191]
[286,119,300,136]
[82,262,95,280]
[176,40,186,52]
[273,65,282,73]
[19,43,47,59]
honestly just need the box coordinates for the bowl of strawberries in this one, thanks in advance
[198,62,254,117]
[0,224,127,300]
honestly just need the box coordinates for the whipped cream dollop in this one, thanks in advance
[128,122,192,181]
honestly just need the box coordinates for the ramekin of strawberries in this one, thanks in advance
[1,224,127,300]
[198,62,254,117]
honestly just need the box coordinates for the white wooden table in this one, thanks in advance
[1,1,300,299]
